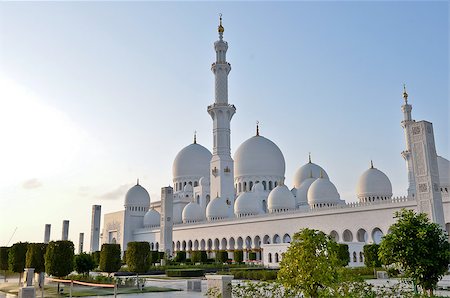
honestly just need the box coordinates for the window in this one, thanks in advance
[353,252,357,262]
[268,253,272,263]
[275,253,279,263]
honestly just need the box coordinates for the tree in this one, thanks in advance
[74,253,96,276]
[45,241,74,277]
[149,250,160,265]
[8,242,28,285]
[363,244,381,276]
[191,251,207,263]
[379,209,450,296]
[26,243,47,273]
[126,242,150,274]
[215,250,228,263]
[91,251,100,267]
[234,250,243,263]
[99,244,121,275]
[174,251,186,263]
[336,243,350,267]
[277,228,341,298]
[0,247,9,282]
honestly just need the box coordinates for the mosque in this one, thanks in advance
[101,17,450,267]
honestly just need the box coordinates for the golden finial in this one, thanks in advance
[218,13,224,34]
[402,83,408,103]
[308,152,312,163]
[137,178,140,185]
[194,130,197,144]
[256,121,260,136]
[370,160,374,169]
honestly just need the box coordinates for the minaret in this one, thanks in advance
[400,85,416,197]
[208,15,236,217]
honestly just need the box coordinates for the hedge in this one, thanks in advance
[248,252,257,261]
[126,242,150,273]
[99,244,121,274]
[191,251,208,263]
[174,251,186,263]
[234,250,243,263]
[166,268,205,277]
[215,250,228,263]
[231,269,278,281]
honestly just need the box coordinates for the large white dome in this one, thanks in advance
[206,197,228,221]
[182,202,204,223]
[143,208,160,227]
[293,160,329,188]
[172,143,212,180]
[267,184,296,212]
[356,164,392,202]
[234,191,261,217]
[234,135,285,179]
[437,156,450,187]
[308,178,341,207]
[296,177,316,207]
[124,184,151,207]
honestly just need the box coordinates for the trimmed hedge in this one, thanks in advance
[166,268,205,277]
[337,243,350,266]
[231,269,278,281]
[99,244,121,274]
[174,251,186,263]
[248,252,257,261]
[234,250,243,263]
[126,242,150,273]
[215,250,228,263]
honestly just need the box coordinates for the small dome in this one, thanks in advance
[124,184,151,207]
[143,208,160,227]
[267,184,296,212]
[234,192,261,217]
[184,184,193,192]
[234,135,285,179]
[199,176,210,187]
[293,161,329,188]
[296,177,316,207]
[251,182,265,193]
[172,143,212,180]
[182,202,204,223]
[437,156,450,187]
[356,163,392,202]
[206,197,228,221]
[308,178,340,207]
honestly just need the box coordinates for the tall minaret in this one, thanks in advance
[401,85,416,197]
[208,15,236,217]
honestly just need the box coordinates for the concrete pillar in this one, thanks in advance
[62,220,69,240]
[90,205,101,252]
[206,275,233,298]
[44,224,51,244]
[78,233,84,254]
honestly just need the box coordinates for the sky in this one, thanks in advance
[0,1,448,250]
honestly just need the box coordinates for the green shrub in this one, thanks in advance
[91,251,100,267]
[191,251,208,263]
[74,253,95,275]
[337,244,350,266]
[248,252,257,261]
[45,241,74,278]
[363,244,381,268]
[126,242,150,273]
[174,251,186,263]
[234,250,243,263]
[215,250,228,263]
[149,250,160,264]
[166,268,204,277]
[25,243,47,273]
[99,244,121,275]
[230,268,278,281]
[8,242,28,274]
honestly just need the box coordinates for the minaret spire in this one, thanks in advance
[194,131,197,144]
[370,160,374,169]
[400,84,416,197]
[308,152,312,163]
[256,121,260,136]
[403,83,408,104]
[208,14,236,218]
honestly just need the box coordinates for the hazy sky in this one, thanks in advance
[0,1,448,250]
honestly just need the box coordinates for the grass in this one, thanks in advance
[0,282,179,297]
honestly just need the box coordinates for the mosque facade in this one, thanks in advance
[101,18,450,267]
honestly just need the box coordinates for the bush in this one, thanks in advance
[174,251,186,263]
[99,244,121,275]
[191,251,208,263]
[74,253,95,275]
[363,244,381,269]
[8,242,28,274]
[234,250,243,263]
[45,241,74,278]
[26,243,47,273]
[248,252,257,261]
[215,250,228,263]
[336,244,350,266]
[91,251,100,267]
[230,268,278,281]
[149,250,160,264]
[126,242,150,273]
[166,268,204,277]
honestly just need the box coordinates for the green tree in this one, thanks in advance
[25,243,47,273]
[99,244,121,275]
[248,251,257,261]
[91,251,100,267]
[336,243,350,267]
[126,242,150,273]
[149,250,160,265]
[174,251,186,263]
[234,250,243,263]
[277,228,341,298]
[215,250,228,263]
[0,247,10,282]
[74,253,96,276]
[191,250,207,263]
[45,241,74,277]
[8,242,28,285]
[379,209,450,296]
[363,244,381,276]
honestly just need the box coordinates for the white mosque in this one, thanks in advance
[101,17,450,267]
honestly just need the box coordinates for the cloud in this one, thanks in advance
[22,178,42,189]
[97,184,132,200]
